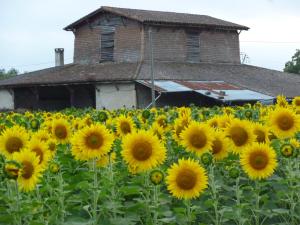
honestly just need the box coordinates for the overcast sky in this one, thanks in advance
[0,0,299,73]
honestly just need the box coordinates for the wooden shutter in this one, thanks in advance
[186,31,200,62]
[100,26,115,61]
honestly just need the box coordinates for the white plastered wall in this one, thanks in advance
[0,89,14,110]
[95,83,136,109]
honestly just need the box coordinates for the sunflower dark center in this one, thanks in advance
[86,132,103,149]
[54,125,67,139]
[158,118,167,128]
[249,152,269,170]
[5,137,23,153]
[277,114,294,131]
[32,147,43,164]
[22,161,34,179]
[132,141,152,161]
[230,126,248,147]
[48,142,56,151]
[120,122,131,134]
[212,139,223,154]
[254,129,266,143]
[189,131,207,149]
[176,169,197,190]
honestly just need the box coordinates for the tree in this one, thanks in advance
[284,49,300,74]
[0,68,18,80]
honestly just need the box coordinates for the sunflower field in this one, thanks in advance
[0,95,300,225]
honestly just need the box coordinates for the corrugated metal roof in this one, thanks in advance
[137,80,274,102]
[196,90,273,102]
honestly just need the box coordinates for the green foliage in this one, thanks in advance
[284,49,300,74]
[0,68,18,80]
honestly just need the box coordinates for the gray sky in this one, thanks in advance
[0,0,299,73]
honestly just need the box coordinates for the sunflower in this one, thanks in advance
[180,121,213,156]
[269,107,300,139]
[166,158,208,199]
[276,95,288,108]
[46,139,58,158]
[292,96,300,108]
[71,124,114,161]
[154,115,169,130]
[116,115,135,137]
[31,129,50,142]
[121,130,166,173]
[96,152,116,168]
[211,130,229,161]
[240,143,277,180]
[52,119,71,144]
[172,116,190,143]
[150,123,165,143]
[225,119,255,154]
[28,139,51,170]
[0,125,29,159]
[253,123,270,144]
[13,149,43,192]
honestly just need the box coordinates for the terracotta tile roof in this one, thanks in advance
[1,62,299,97]
[0,63,138,87]
[64,6,249,31]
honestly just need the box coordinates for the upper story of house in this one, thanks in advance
[64,6,249,65]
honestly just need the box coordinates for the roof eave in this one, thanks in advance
[63,6,249,31]
[143,21,249,31]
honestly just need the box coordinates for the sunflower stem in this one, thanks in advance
[15,181,22,225]
[36,186,45,224]
[108,154,117,219]
[184,199,192,225]
[286,158,297,224]
[58,171,65,225]
[209,164,220,225]
[254,180,260,225]
[144,172,152,224]
[92,158,99,225]
[153,185,159,225]
[235,176,243,225]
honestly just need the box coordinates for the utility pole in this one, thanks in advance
[148,26,156,107]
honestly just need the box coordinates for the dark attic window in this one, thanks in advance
[100,26,115,62]
[186,31,200,62]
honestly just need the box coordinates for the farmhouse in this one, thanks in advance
[0,6,299,110]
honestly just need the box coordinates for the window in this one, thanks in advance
[186,31,200,62]
[100,26,115,61]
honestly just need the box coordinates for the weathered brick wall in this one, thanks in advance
[199,30,240,63]
[73,12,241,64]
[73,14,142,64]
[144,27,186,61]
[114,22,142,62]
[74,24,101,64]
[143,27,240,63]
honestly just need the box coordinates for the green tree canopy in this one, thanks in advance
[284,49,300,74]
[0,68,18,80]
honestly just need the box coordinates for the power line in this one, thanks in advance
[241,40,300,44]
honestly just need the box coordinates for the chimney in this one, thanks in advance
[55,48,64,66]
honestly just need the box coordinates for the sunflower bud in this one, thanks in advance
[228,167,240,179]
[244,109,253,119]
[30,119,40,130]
[49,162,60,174]
[201,153,213,166]
[150,170,164,185]
[142,110,150,119]
[4,160,21,179]
[98,111,108,122]
[280,143,295,158]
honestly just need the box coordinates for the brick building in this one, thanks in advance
[0,6,299,110]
